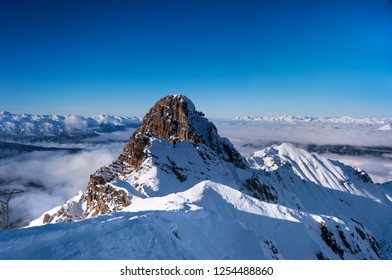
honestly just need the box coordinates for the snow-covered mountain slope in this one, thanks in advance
[0,111,141,141]
[4,179,391,260]
[1,95,391,260]
[248,143,375,195]
[214,116,392,184]
[246,144,392,245]
[378,124,392,131]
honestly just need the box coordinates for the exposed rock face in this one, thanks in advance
[118,94,246,169]
[83,161,130,217]
[43,94,247,223]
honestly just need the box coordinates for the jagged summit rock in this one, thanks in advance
[118,94,245,169]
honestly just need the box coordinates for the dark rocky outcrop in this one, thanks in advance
[118,94,246,169]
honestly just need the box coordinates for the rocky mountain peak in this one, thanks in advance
[133,94,203,144]
[42,94,247,222]
[118,94,246,169]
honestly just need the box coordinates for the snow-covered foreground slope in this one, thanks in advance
[1,178,390,260]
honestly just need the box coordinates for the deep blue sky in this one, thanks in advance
[0,0,391,118]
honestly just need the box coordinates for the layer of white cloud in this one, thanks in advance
[0,143,123,226]
[323,154,392,184]
[214,119,392,150]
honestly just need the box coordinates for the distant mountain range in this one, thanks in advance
[1,111,390,143]
[235,115,392,127]
[0,111,141,141]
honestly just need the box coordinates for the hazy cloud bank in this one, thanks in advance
[215,119,392,150]
[0,143,123,226]
[324,154,392,184]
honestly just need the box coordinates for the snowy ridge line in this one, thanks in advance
[16,176,392,259]
[124,180,300,223]
[235,115,392,125]
[0,111,142,140]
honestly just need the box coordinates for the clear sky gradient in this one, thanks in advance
[1,0,391,118]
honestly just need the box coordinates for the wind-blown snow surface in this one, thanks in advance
[2,143,391,260]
